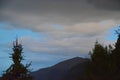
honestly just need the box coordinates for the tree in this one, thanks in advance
[1,39,32,80]
[111,34,120,73]
[89,41,108,75]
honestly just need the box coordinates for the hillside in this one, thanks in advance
[31,57,88,80]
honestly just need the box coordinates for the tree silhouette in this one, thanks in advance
[1,39,32,80]
[90,41,108,75]
[87,27,120,79]
[111,34,120,73]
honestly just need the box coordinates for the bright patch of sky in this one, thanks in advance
[105,25,120,41]
[0,23,46,43]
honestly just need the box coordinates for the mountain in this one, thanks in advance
[31,57,89,80]
[63,61,89,80]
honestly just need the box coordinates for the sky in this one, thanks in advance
[0,0,120,75]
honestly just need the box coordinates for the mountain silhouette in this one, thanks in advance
[31,57,88,80]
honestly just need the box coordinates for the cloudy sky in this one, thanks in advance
[0,0,120,74]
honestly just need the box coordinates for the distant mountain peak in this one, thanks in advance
[31,57,88,80]
[53,57,87,67]
[67,56,85,61]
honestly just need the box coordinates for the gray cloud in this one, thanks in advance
[0,0,120,57]
[0,0,7,8]
[20,31,113,57]
[0,0,120,24]
[89,0,120,10]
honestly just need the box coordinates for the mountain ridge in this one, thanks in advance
[31,57,88,80]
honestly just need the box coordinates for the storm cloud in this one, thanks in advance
[0,0,120,23]
[89,0,120,10]
[0,0,120,56]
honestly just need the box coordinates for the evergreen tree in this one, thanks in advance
[111,34,120,73]
[87,27,120,79]
[90,41,108,75]
[1,39,32,80]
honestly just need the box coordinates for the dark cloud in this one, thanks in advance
[1,0,90,14]
[0,0,119,35]
[0,0,120,23]
[89,0,120,10]
[1,0,120,12]
[0,0,7,8]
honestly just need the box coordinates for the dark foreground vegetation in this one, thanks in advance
[0,39,32,80]
[86,28,120,80]
[64,28,120,80]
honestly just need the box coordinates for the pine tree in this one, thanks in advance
[87,27,120,79]
[1,39,32,80]
[111,34,120,73]
[90,41,108,75]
